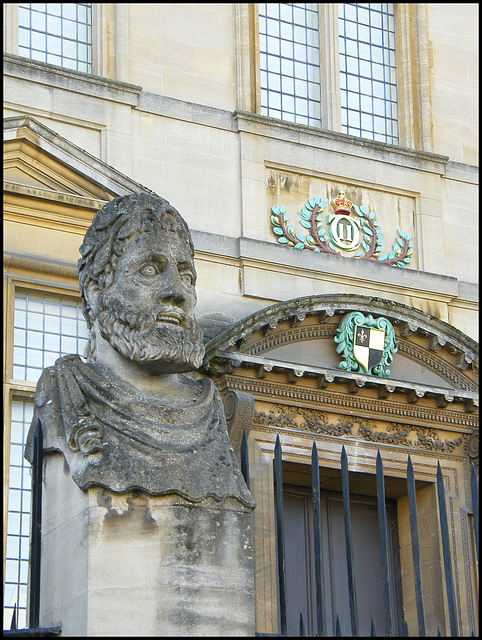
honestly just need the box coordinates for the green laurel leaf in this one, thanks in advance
[294,242,304,249]
[273,227,283,235]
[277,237,290,244]
[353,204,363,217]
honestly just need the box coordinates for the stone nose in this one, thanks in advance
[155,265,186,306]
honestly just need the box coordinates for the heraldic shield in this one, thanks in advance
[334,311,398,377]
[353,325,385,374]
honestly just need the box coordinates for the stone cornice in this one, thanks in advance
[205,350,478,414]
[3,54,142,105]
[3,181,105,210]
[234,111,450,175]
[4,251,79,282]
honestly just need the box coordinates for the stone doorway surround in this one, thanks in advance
[201,294,479,636]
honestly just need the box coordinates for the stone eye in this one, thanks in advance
[180,272,194,286]
[138,264,158,277]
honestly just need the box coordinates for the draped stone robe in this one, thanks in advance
[25,354,255,508]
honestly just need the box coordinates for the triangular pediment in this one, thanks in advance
[4,115,152,202]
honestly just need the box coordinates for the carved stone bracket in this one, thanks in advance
[222,390,255,457]
[465,429,479,467]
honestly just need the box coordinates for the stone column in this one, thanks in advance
[38,453,255,636]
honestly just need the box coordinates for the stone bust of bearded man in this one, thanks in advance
[25,193,254,508]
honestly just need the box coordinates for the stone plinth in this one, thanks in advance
[38,453,255,636]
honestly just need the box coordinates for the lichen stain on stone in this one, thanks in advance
[97,488,158,531]
[267,171,299,195]
[175,524,196,552]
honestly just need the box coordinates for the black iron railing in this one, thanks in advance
[5,425,478,637]
[6,421,61,637]
[243,433,479,637]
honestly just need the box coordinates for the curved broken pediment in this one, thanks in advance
[203,294,478,410]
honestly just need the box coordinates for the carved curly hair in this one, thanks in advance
[78,192,195,360]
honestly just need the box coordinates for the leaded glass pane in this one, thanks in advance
[17,3,92,73]
[259,3,321,127]
[339,3,398,144]
[12,292,88,382]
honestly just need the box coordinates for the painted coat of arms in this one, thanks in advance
[334,312,397,377]
[270,189,414,268]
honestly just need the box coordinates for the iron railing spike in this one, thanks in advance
[274,434,287,636]
[436,462,458,637]
[341,445,359,637]
[241,429,250,489]
[470,463,479,564]
[299,612,305,636]
[10,603,17,630]
[29,419,43,630]
[376,449,392,637]
[407,454,426,636]
[311,439,324,637]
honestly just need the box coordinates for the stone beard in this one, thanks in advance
[97,287,205,371]
[24,193,255,509]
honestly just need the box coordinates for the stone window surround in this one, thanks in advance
[5,3,432,152]
[237,3,433,152]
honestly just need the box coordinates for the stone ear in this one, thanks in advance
[84,279,101,316]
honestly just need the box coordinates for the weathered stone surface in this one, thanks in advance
[39,454,255,636]
[24,192,255,635]
[25,193,254,508]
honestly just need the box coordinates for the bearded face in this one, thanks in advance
[96,290,205,373]
[91,223,205,373]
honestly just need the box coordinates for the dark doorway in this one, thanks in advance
[283,486,404,636]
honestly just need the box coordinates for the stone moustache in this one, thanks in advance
[25,193,255,508]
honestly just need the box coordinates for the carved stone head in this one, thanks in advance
[78,193,205,373]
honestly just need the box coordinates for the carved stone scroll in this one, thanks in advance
[223,390,255,456]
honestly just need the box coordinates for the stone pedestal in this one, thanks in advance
[38,453,255,636]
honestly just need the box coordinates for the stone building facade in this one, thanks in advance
[3,3,478,635]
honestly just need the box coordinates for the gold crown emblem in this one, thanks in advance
[331,190,353,214]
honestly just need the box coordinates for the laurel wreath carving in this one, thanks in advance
[271,197,413,267]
